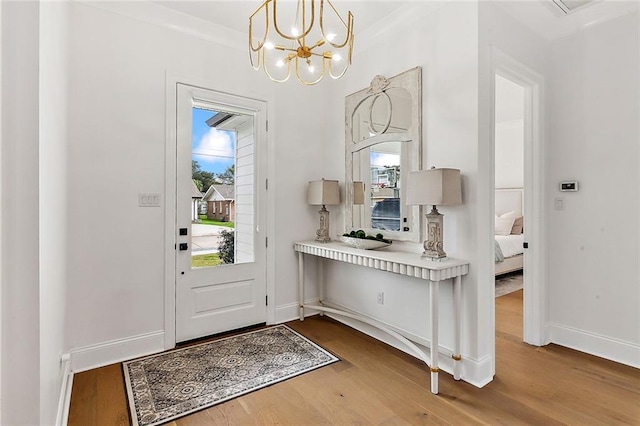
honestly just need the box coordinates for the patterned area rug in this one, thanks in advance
[123,325,338,426]
[495,271,524,297]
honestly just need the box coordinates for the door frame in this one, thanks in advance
[164,72,276,350]
[489,48,548,347]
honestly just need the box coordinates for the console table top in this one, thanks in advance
[294,240,469,282]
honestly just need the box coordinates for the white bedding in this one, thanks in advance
[495,234,524,258]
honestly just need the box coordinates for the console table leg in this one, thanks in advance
[318,258,324,316]
[298,252,304,321]
[453,275,462,380]
[430,280,439,394]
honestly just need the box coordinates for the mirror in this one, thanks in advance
[345,67,422,242]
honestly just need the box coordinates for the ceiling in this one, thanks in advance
[152,0,639,41]
[152,1,418,36]
[493,0,638,39]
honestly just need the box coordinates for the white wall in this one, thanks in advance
[322,2,489,385]
[1,3,72,423]
[481,3,640,368]
[0,2,3,420]
[3,4,638,421]
[271,82,327,313]
[1,2,42,424]
[63,1,325,367]
[494,121,524,189]
[547,12,640,366]
[495,75,524,189]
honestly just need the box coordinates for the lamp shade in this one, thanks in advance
[307,179,340,206]
[353,181,365,205]
[405,168,462,206]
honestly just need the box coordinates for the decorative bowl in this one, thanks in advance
[339,236,392,250]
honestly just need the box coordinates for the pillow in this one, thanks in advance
[495,211,516,236]
[511,216,524,234]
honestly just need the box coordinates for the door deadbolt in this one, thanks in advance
[179,243,188,251]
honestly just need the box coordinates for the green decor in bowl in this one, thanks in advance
[339,230,392,250]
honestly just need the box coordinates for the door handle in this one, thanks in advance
[179,243,188,251]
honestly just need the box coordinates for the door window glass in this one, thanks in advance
[190,107,254,268]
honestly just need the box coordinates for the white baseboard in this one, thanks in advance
[56,354,72,426]
[464,354,493,388]
[70,330,165,373]
[549,323,640,368]
[274,298,321,324]
[279,299,494,389]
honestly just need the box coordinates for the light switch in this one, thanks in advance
[554,197,564,211]
[139,193,161,207]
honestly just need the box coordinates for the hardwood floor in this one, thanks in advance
[68,291,640,425]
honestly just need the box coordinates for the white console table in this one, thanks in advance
[294,240,469,394]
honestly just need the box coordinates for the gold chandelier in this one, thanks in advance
[249,0,354,85]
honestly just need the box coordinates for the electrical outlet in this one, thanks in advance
[377,291,384,305]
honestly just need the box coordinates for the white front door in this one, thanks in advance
[175,84,267,343]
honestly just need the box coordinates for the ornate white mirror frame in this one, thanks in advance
[345,67,422,242]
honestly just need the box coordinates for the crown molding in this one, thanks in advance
[74,1,454,62]
[74,0,245,51]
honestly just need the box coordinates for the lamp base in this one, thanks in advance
[315,205,332,243]
[421,206,447,259]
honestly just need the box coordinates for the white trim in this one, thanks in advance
[164,72,275,349]
[74,0,245,52]
[496,118,524,130]
[55,354,72,426]
[463,355,494,389]
[164,72,178,350]
[275,299,322,324]
[0,0,3,419]
[70,331,165,373]
[264,103,276,328]
[60,372,73,426]
[549,324,640,368]
[491,48,548,347]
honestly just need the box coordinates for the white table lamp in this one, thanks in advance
[406,168,462,259]
[307,179,340,243]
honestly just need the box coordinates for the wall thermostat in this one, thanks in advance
[560,181,579,192]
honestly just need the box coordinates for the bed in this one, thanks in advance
[495,188,524,276]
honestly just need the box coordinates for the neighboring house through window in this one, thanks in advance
[203,184,235,222]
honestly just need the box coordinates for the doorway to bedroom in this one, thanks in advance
[492,50,545,348]
[494,74,526,338]
[494,75,525,296]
